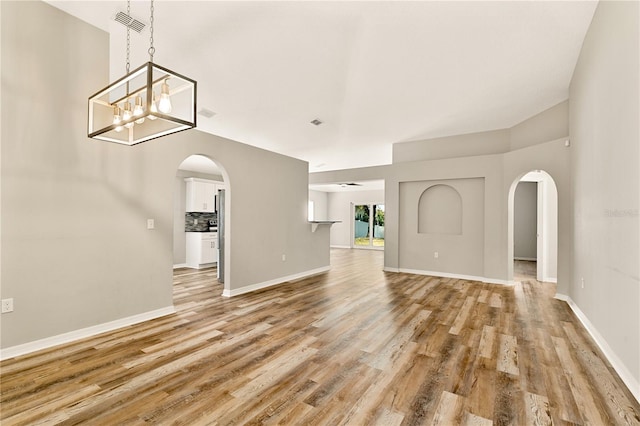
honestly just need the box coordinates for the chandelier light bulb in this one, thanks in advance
[134,96,145,124]
[113,105,123,133]
[158,79,172,114]
[148,92,158,120]
[123,101,134,129]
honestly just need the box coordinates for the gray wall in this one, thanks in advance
[502,139,572,290]
[570,1,639,384]
[393,129,510,163]
[393,101,568,164]
[0,1,329,350]
[514,182,537,260]
[510,100,569,151]
[399,179,485,276]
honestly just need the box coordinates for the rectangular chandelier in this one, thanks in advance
[88,62,196,145]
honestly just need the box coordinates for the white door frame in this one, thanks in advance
[351,202,384,250]
[510,170,558,283]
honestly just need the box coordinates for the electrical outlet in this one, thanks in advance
[147,219,155,229]
[434,252,439,259]
[282,254,286,261]
[581,277,585,289]
[1,298,14,313]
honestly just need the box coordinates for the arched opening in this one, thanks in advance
[173,154,231,295]
[418,184,463,235]
[508,170,558,283]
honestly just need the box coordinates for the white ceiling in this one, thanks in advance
[47,1,598,172]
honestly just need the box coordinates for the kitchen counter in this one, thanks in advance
[309,220,340,232]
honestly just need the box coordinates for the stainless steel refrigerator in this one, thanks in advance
[217,189,225,283]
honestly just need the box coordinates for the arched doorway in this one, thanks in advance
[508,170,558,283]
[173,154,230,294]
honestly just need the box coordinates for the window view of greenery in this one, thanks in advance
[354,204,384,247]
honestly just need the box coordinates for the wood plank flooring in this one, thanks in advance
[1,249,639,425]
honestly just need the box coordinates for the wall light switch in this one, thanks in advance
[147,219,155,229]
[434,252,439,259]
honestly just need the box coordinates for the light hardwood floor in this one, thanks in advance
[514,260,537,281]
[1,249,639,425]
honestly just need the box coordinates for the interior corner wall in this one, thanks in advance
[393,129,510,163]
[326,189,384,247]
[1,1,330,352]
[569,0,640,385]
[510,100,569,151]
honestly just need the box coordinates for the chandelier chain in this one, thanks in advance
[148,0,155,62]
[126,0,131,74]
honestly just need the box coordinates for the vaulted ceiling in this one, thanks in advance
[47,1,598,172]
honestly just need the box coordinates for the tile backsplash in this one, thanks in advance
[185,212,217,232]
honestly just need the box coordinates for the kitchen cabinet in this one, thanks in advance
[185,178,218,212]
[186,232,218,269]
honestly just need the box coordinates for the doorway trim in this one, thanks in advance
[507,170,558,283]
[351,202,385,250]
[174,154,232,296]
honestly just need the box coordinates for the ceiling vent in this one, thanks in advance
[338,183,362,187]
[114,11,146,33]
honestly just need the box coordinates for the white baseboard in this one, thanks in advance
[175,263,217,270]
[514,257,537,261]
[486,278,519,286]
[383,267,400,273]
[555,293,640,404]
[330,245,351,249]
[195,263,216,269]
[397,268,515,286]
[543,276,558,283]
[0,306,175,361]
[222,266,331,297]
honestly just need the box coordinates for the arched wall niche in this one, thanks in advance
[418,184,462,235]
